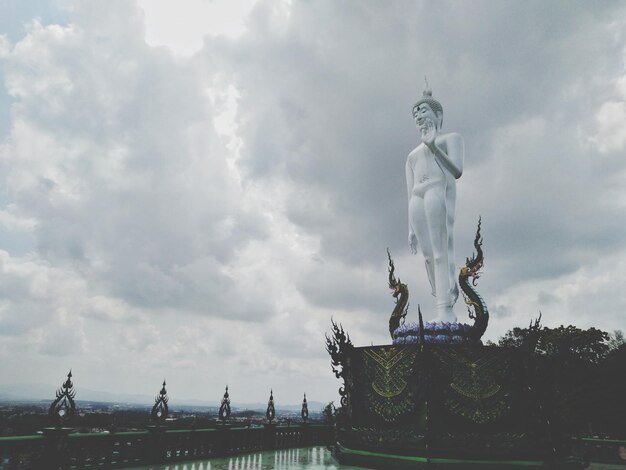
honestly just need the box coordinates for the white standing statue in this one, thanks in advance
[406,85,464,323]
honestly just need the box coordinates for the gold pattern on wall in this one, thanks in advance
[434,348,510,424]
[363,347,417,422]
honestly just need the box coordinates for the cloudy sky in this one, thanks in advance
[0,0,625,406]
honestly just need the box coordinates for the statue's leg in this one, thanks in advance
[424,186,457,323]
[409,195,435,296]
[445,183,459,304]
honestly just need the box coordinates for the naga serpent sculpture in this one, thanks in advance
[387,248,409,338]
[459,216,488,341]
[390,217,489,344]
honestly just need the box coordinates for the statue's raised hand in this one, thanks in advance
[421,120,437,149]
[408,231,418,254]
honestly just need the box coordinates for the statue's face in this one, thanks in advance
[413,103,440,132]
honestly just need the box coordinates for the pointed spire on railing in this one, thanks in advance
[301,393,309,424]
[151,379,169,423]
[48,370,76,426]
[266,389,275,423]
[219,385,231,423]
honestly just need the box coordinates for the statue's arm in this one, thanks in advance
[430,133,464,179]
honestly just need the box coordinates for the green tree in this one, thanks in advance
[537,325,609,364]
[607,330,624,352]
[498,323,624,436]
[498,326,531,348]
[498,324,609,363]
[322,402,336,426]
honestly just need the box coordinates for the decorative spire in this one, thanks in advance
[218,385,231,422]
[301,393,309,424]
[151,379,169,423]
[266,389,275,423]
[48,370,76,426]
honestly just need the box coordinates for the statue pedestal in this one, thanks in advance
[331,343,585,469]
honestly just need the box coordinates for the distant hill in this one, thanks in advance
[0,383,155,405]
[232,409,265,418]
[0,383,324,413]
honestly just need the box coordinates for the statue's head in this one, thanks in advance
[412,87,443,131]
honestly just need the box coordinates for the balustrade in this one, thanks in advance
[0,424,334,469]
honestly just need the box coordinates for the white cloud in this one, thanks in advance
[0,205,37,231]
[590,100,626,154]
[586,45,626,154]
[0,35,10,58]
[138,0,260,55]
[617,75,626,100]
[485,249,626,343]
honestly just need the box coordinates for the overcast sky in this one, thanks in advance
[0,0,625,406]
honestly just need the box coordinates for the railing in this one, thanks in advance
[571,436,626,466]
[0,424,334,469]
[3,427,625,468]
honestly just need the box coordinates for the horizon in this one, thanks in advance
[0,381,326,410]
